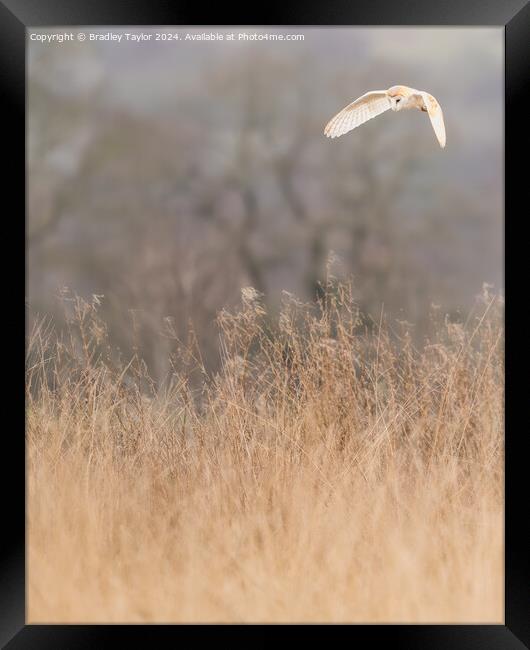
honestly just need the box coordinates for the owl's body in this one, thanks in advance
[387,85,424,109]
[324,85,446,147]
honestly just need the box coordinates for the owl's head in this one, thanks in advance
[387,86,408,111]
[389,96,404,111]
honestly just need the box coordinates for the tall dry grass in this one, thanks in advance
[26,281,504,623]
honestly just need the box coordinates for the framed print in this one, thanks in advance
[3,0,528,646]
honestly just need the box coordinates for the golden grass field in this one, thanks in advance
[26,281,504,623]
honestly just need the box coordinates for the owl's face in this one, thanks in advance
[387,86,409,111]
[388,92,406,111]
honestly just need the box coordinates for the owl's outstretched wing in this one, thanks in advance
[419,91,446,148]
[324,91,391,139]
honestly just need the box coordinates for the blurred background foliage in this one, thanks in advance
[28,27,503,379]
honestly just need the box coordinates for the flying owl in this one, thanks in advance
[324,85,446,148]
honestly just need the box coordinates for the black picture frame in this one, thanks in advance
[5,0,527,647]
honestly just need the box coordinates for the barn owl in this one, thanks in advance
[324,85,446,148]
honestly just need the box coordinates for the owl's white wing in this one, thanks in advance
[324,91,391,139]
[419,91,446,148]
